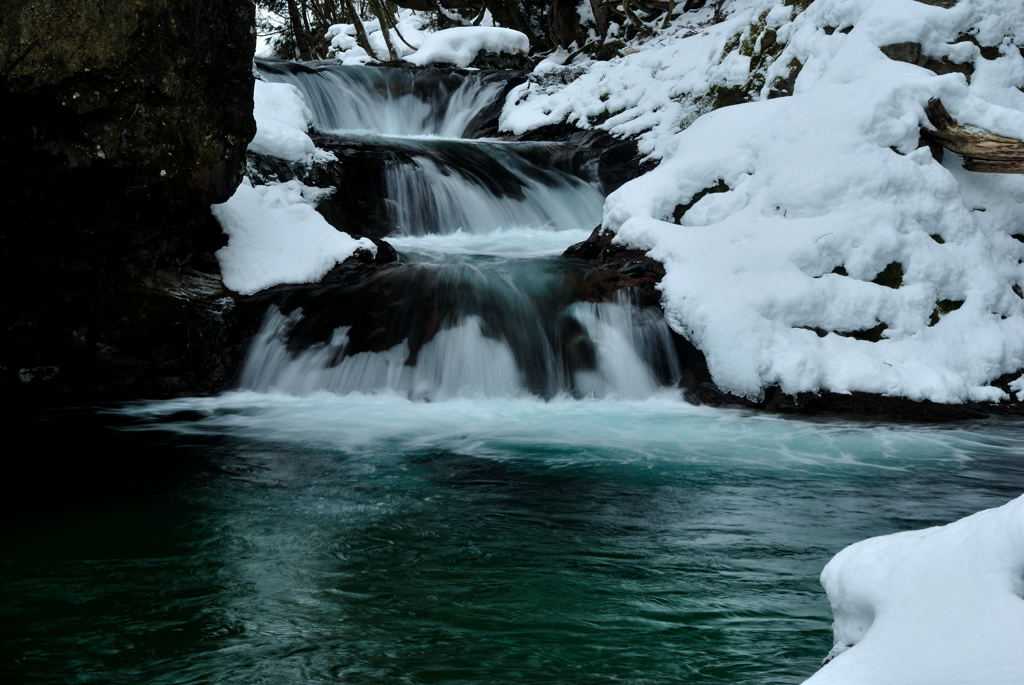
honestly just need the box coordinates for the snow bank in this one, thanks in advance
[502,0,1024,403]
[249,79,333,163]
[225,77,358,293]
[326,10,431,65]
[405,26,529,68]
[806,495,1024,685]
[212,179,374,295]
[325,10,510,67]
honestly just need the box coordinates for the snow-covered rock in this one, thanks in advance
[212,179,374,295]
[325,10,522,68]
[502,0,1024,404]
[406,26,530,68]
[249,79,334,163]
[326,10,431,65]
[807,494,1024,685]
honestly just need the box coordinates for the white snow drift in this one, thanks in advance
[325,10,527,68]
[502,0,1024,404]
[212,70,359,295]
[249,79,333,163]
[326,10,432,64]
[212,179,374,296]
[405,26,529,67]
[806,494,1024,685]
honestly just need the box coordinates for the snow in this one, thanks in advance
[501,0,1024,403]
[1012,373,1024,400]
[405,26,530,68]
[325,10,510,66]
[220,72,359,294]
[806,495,1024,685]
[211,179,374,295]
[326,10,431,65]
[249,79,333,163]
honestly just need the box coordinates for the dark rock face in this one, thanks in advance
[513,124,655,194]
[564,226,666,308]
[467,50,534,71]
[0,1,257,400]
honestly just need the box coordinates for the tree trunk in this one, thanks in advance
[342,0,379,59]
[370,0,399,60]
[287,0,313,60]
[922,99,1024,173]
[551,0,585,49]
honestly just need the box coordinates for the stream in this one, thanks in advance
[3,60,1023,685]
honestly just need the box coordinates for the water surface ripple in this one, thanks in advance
[3,399,1022,684]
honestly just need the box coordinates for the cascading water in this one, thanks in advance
[257,58,604,243]
[17,59,1024,685]
[240,259,681,400]
[257,59,506,138]
[245,60,680,400]
[383,152,603,236]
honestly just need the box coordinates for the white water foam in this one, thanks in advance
[238,292,681,402]
[118,392,1022,473]
[384,156,603,236]
[260,63,505,138]
[389,227,592,259]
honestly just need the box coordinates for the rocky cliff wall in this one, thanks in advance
[0,1,256,399]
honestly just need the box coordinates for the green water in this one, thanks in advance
[3,397,1022,684]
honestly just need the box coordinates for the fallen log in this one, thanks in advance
[922,98,1024,173]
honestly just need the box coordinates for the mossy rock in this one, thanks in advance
[796,321,888,342]
[710,83,749,110]
[872,262,904,289]
[880,42,973,81]
[589,40,626,62]
[721,34,742,61]
[768,58,803,99]
[928,299,964,326]
[954,33,1001,60]
[672,179,730,223]
[740,10,773,58]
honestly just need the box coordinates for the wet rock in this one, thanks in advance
[673,179,730,224]
[564,226,666,308]
[469,50,534,70]
[513,124,655,194]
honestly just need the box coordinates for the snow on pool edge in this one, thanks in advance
[806,494,1024,685]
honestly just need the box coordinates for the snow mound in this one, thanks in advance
[249,79,333,163]
[502,0,1024,403]
[326,10,430,65]
[211,179,374,295]
[406,27,529,68]
[806,495,1024,685]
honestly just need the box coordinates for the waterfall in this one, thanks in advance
[256,58,507,138]
[384,152,602,236]
[242,61,684,402]
[240,284,681,401]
